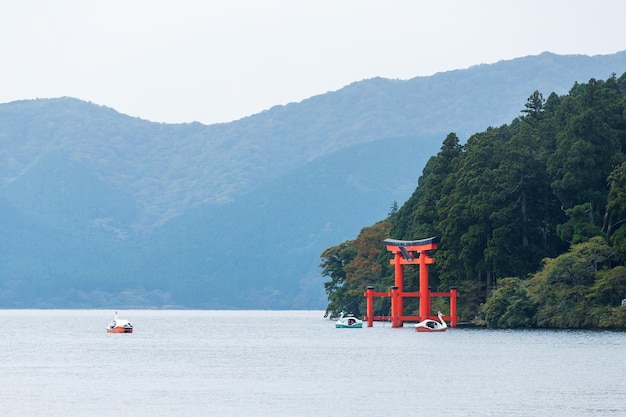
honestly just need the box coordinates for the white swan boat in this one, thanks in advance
[106,311,133,333]
[335,311,363,328]
[415,311,447,332]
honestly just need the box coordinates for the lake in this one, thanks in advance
[1,310,624,416]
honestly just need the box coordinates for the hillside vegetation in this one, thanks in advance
[322,73,626,329]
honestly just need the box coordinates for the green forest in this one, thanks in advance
[321,73,626,329]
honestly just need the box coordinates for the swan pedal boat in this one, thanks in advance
[335,311,363,328]
[415,311,447,332]
[106,311,133,333]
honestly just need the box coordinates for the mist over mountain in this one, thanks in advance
[1,51,626,308]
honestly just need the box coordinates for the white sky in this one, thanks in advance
[2,0,626,125]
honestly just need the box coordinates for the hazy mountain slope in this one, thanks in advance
[1,51,626,308]
[3,52,625,231]
[139,136,434,309]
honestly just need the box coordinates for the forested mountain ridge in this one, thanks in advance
[321,73,626,329]
[2,51,626,309]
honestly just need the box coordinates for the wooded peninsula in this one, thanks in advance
[321,73,626,329]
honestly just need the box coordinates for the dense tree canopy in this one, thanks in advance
[321,73,626,328]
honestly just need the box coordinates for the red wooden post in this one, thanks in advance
[419,253,430,321]
[394,253,404,326]
[450,287,458,327]
[391,286,401,328]
[366,286,374,327]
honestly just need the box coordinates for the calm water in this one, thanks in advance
[1,310,624,417]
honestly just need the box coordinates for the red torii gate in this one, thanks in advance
[363,237,458,328]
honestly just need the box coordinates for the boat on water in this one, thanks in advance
[335,311,363,328]
[106,311,133,333]
[415,311,447,332]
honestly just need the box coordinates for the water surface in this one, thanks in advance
[1,310,624,416]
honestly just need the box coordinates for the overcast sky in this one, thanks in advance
[2,0,625,125]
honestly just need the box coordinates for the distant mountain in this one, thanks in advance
[1,51,626,308]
